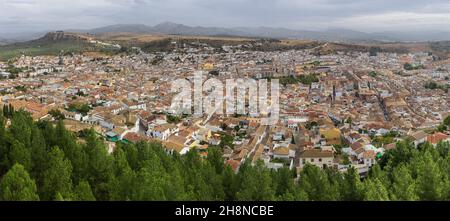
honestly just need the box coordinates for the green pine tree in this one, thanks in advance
[74,180,96,201]
[390,164,418,200]
[41,147,73,200]
[0,164,39,201]
[363,178,389,201]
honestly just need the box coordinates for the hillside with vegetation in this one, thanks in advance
[0,32,121,61]
[0,109,450,201]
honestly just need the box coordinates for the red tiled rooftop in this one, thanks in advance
[427,133,449,145]
[226,159,241,172]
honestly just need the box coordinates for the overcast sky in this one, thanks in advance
[1,0,450,33]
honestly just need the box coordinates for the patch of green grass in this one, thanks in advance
[0,41,120,61]
[265,73,319,86]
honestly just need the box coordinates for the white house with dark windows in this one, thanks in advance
[299,149,334,169]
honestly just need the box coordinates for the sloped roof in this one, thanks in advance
[410,130,428,140]
[273,147,289,156]
[299,149,333,158]
[427,133,449,144]
[163,141,184,153]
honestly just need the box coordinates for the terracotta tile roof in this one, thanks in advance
[351,142,363,151]
[123,132,150,143]
[299,149,333,158]
[384,143,396,150]
[355,147,365,155]
[177,130,192,138]
[349,133,361,139]
[363,150,376,159]
[7,99,48,119]
[273,146,290,156]
[167,135,187,146]
[410,130,428,140]
[163,141,184,153]
[235,149,249,161]
[226,159,241,172]
[154,123,176,132]
[252,144,265,163]
[427,133,449,145]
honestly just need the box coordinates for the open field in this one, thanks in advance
[0,42,91,61]
[97,32,256,43]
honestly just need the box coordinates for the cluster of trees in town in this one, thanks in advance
[424,81,450,93]
[66,103,91,116]
[370,131,401,147]
[2,65,27,79]
[266,74,319,86]
[0,109,450,201]
[369,71,378,77]
[48,109,65,121]
[438,116,450,132]
[369,47,382,57]
[404,62,425,71]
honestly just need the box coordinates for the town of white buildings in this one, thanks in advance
[0,41,449,177]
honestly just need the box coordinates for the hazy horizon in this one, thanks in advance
[2,0,450,34]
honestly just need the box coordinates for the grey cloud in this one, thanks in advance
[1,0,450,33]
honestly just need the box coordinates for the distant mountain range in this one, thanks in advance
[67,22,450,42]
[0,31,48,45]
[3,22,450,45]
[68,22,390,42]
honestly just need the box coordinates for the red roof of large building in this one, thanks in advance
[427,133,449,145]
[226,159,241,172]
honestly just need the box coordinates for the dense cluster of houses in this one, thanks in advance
[0,40,449,177]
